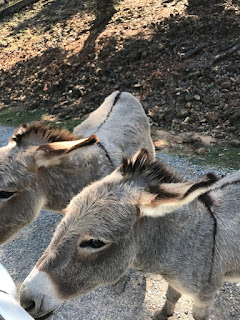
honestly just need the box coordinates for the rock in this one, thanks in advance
[207,113,219,122]
[0,41,8,48]
[230,77,237,83]
[223,104,229,111]
[72,85,84,98]
[156,80,165,88]
[181,132,194,143]
[215,132,227,139]
[221,81,232,90]
[129,50,141,60]
[177,108,189,118]
[182,116,190,124]
[185,93,194,102]
[229,111,240,124]
[226,126,237,133]
[194,94,201,101]
[196,147,206,155]
[202,96,211,104]
[229,139,240,147]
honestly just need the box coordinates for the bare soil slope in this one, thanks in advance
[0,0,239,142]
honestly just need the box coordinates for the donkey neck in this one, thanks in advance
[133,199,215,277]
[38,144,112,212]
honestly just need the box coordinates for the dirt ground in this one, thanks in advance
[0,0,239,142]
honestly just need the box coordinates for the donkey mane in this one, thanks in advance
[120,149,184,186]
[10,122,78,146]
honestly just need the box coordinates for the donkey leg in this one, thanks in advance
[153,285,181,320]
[192,294,215,320]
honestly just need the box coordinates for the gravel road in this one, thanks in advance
[0,125,239,320]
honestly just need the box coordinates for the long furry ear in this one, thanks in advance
[11,122,77,146]
[140,173,218,217]
[120,149,151,179]
[35,135,99,167]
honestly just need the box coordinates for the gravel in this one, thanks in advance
[0,125,239,320]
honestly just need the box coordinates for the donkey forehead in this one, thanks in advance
[64,184,137,240]
[0,146,35,189]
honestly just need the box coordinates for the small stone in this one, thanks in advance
[196,147,206,155]
[0,41,8,48]
[219,101,225,109]
[194,94,201,101]
[223,104,229,111]
[72,85,84,98]
[133,83,143,88]
[202,96,211,104]
[221,80,232,89]
[186,102,192,108]
[226,126,237,133]
[129,50,140,60]
[177,108,190,118]
[185,93,194,102]
[229,111,240,124]
[229,139,240,147]
[207,113,219,122]
[158,43,165,51]
[230,77,237,83]
[182,116,190,124]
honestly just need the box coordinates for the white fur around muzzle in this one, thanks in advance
[20,267,61,318]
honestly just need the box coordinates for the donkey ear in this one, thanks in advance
[140,173,218,217]
[35,135,99,167]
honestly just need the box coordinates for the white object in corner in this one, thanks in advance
[0,263,34,320]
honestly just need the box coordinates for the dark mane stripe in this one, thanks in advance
[182,173,218,199]
[120,149,184,186]
[11,122,78,146]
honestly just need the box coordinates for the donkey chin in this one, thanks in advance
[20,267,62,318]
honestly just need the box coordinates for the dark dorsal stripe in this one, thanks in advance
[94,92,122,168]
[199,191,217,283]
[97,141,114,169]
[96,91,122,133]
[218,179,240,190]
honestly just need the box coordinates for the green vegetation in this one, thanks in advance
[0,107,85,131]
[190,145,239,171]
[0,107,47,127]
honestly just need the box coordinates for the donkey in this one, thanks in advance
[20,149,240,320]
[0,91,155,244]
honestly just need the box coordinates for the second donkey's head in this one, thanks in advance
[0,122,99,244]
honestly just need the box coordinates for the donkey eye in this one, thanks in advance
[0,191,15,199]
[80,239,106,249]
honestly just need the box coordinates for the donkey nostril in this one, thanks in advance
[24,300,36,312]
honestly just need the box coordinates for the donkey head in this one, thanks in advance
[0,122,98,244]
[20,149,218,318]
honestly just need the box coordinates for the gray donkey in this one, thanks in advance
[20,149,239,320]
[0,91,155,244]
